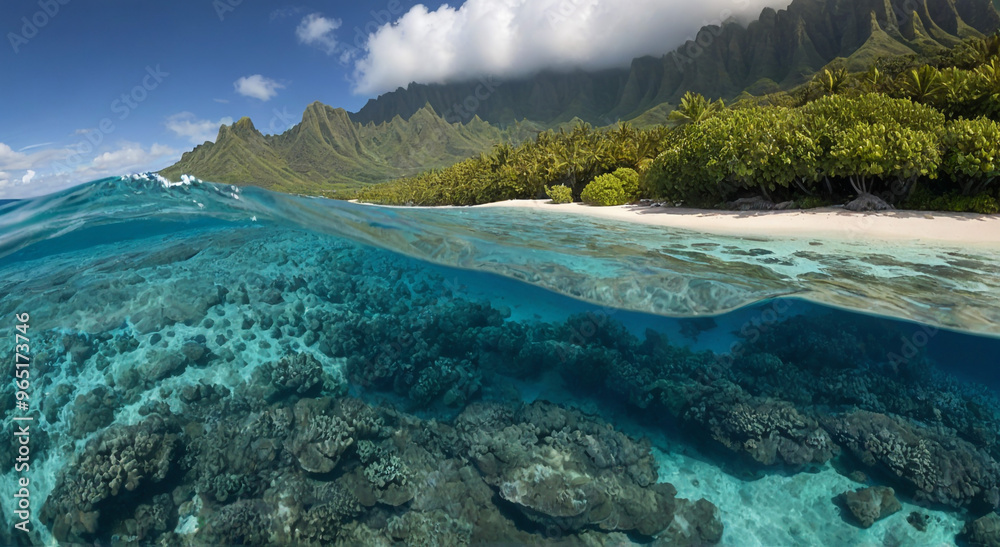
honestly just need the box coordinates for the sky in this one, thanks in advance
[0,0,778,199]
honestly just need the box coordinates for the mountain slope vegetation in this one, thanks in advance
[160,103,512,196]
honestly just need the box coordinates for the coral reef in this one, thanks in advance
[253,352,341,401]
[824,410,1000,510]
[36,389,723,546]
[39,416,179,543]
[289,398,354,474]
[681,382,837,467]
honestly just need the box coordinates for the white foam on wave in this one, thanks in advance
[126,172,204,188]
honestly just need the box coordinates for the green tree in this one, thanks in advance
[717,107,820,198]
[827,121,940,198]
[859,65,885,94]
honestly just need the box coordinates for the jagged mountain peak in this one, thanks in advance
[161,101,506,194]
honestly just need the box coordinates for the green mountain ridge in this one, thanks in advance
[160,102,508,195]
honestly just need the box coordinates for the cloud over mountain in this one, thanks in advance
[351,0,781,95]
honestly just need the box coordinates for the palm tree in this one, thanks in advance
[668,92,725,127]
[860,65,884,93]
[815,67,850,95]
[902,65,945,103]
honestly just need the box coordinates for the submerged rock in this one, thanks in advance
[457,401,723,542]
[963,512,1000,547]
[839,486,902,528]
[907,511,930,532]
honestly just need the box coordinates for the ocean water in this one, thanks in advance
[1,175,999,546]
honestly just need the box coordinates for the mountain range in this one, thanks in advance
[161,0,1000,194]
[160,102,509,195]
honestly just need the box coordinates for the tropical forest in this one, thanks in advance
[355,32,1000,213]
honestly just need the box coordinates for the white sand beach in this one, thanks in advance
[469,200,1000,244]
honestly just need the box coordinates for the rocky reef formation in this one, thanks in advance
[39,417,179,542]
[839,486,902,528]
[962,512,1000,546]
[40,394,723,545]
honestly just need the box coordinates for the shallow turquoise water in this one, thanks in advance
[1,175,999,546]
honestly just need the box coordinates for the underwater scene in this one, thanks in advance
[2,175,1000,547]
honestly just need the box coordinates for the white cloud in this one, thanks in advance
[351,0,781,95]
[0,141,180,199]
[0,142,71,172]
[166,112,235,144]
[234,74,285,101]
[89,142,177,172]
[0,143,29,170]
[296,13,342,55]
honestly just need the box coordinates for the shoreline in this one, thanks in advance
[355,199,1000,244]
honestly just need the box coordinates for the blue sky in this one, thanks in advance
[0,0,436,197]
[0,0,777,198]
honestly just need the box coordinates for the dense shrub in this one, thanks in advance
[646,94,948,205]
[545,185,573,204]
[609,168,641,200]
[905,185,1000,214]
[581,173,630,206]
[797,196,833,209]
[941,117,1000,196]
[356,124,673,206]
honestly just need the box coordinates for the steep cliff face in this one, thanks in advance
[160,103,504,194]
[352,0,1000,126]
